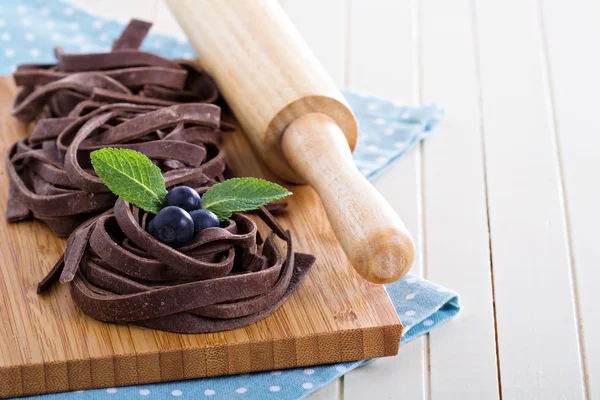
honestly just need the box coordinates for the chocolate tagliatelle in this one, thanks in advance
[37,199,316,334]
[11,19,219,124]
[6,102,231,236]
[6,19,229,237]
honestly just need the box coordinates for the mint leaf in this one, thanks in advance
[90,148,167,214]
[202,177,292,221]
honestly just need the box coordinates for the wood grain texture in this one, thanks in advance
[0,77,402,398]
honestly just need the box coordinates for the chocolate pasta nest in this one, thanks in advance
[37,199,315,334]
[6,102,231,237]
[6,19,230,237]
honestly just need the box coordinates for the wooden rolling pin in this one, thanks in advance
[166,0,414,284]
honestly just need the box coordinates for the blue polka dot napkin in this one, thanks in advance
[0,1,460,399]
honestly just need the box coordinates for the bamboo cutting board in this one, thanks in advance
[0,77,402,398]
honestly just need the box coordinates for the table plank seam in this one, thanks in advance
[470,0,504,397]
[535,0,591,397]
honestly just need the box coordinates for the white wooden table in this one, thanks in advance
[66,1,599,398]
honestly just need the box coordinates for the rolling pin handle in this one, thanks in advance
[281,113,415,284]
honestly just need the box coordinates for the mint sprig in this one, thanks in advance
[202,177,292,221]
[91,148,167,214]
[90,148,292,218]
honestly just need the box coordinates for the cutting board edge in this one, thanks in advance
[0,322,402,398]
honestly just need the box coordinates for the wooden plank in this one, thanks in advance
[420,0,500,398]
[540,0,598,397]
[474,0,586,398]
[342,0,427,398]
[308,378,342,400]
[346,339,427,399]
[0,76,402,397]
[281,0,348,87]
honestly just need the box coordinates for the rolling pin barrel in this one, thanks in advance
[166,0,414,283]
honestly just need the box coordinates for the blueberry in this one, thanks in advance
[149,206,194,247]
[163,186,202,212]
[146,218,156,234]
[189,209,220,233]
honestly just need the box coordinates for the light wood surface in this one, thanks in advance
[420,0,499,397]
[28,0,600,397]
[0,77,402,398]
[543,1,600,398]
[476,0,586,398]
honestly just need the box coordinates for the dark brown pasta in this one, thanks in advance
[37,200,315,334]
[7,102,230,236]
[10,19,218,124]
